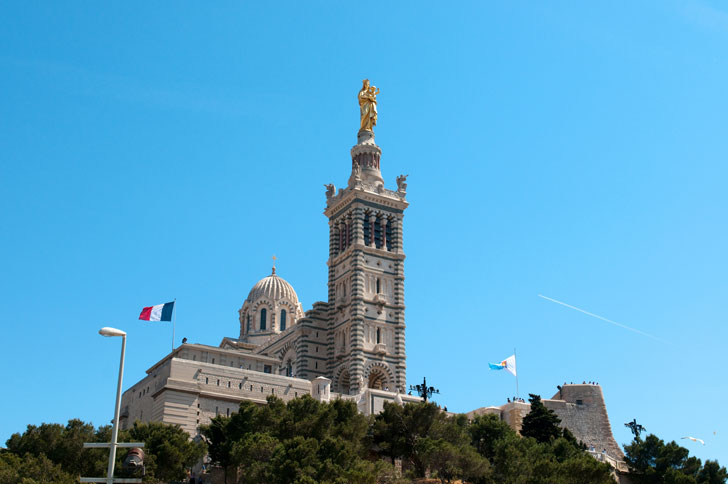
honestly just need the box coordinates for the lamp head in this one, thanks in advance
[99,327,126,337]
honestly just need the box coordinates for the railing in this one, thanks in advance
[587,450,628,472]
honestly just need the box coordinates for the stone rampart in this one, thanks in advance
[466,384,625,466]
[547,384,624,460]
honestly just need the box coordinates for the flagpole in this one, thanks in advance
[514,347,519,399]
[172,298,177,352]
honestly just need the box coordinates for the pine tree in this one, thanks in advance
[520,393,563,443]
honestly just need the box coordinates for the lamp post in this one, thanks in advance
[99,327,126,484]
[409,376,440,403]
[81,328,143,484]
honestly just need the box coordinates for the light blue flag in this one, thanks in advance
[488,355,517,376]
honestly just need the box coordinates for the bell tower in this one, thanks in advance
[324,81,409,395]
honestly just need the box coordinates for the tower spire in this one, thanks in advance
[350,79,384,188]
[324,85,409,394]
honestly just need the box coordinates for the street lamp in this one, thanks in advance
[81,328,143,484]
[409,376,440,403]
[99,327,126,484]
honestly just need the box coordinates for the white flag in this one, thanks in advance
[503,355,517,377]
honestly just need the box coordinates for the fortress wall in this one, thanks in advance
[546,384,624,459]
[465,384,625,464]
[500,402,531,432]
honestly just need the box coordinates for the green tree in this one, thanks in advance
[416,437,490,484]
[5,420,109,478]
[487,434,613,484]
[624,434,727,484]
[0,451,76,484]
[469,413,517,461]
[204,396,389,484]
[370,401,442,476]
[520,393,563,443]
[698,461,728,484]
[121,421,206,482]
[269,435,319,484]
[231,432,279,484]
[5,418,204,483]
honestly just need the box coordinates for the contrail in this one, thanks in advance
[538,294,672,345]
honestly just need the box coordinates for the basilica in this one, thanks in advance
[118,85,626,477]
[119,84,422,435]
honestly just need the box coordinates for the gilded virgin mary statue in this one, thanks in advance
[358,79,380,132]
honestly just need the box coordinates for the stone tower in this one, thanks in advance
[324,128,409,395]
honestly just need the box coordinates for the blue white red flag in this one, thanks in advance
[139,302,175,322]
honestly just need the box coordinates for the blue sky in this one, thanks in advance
[1,1,727,463]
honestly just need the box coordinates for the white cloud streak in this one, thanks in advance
[538,294,672,345]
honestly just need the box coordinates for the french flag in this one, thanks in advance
[139,301,175,322]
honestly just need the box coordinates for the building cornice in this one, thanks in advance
[324,186,408,218]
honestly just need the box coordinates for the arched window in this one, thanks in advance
[260,308,267,330]
[364,213,371,245]
[339,228,345,252]
[374,216,382,248]
[280,309,287,331]
[246,314,251,334]
[385,218,393,251]
[286,360,292,377]
[376,278,381,294]
[376,327,381,344]
[368,369,387,390]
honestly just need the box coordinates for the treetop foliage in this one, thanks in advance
[520,393,563,443]
[1,419,204,484]
[3,394,725,484]
[201,395,618,484]
[624,433,727,484]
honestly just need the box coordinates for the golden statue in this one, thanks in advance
[358,79,380,132]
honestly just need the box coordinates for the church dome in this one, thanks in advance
[246,268,300,306]
[239,267,305,343]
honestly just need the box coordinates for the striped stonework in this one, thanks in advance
[324,131,409,395]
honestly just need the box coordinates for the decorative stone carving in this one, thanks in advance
[396,174,408,192]
[324,184,336,200]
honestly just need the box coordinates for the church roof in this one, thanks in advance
[246,268,300,306]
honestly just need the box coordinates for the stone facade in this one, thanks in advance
[119,106,628,477]
[325,128,408,395]
[119,127,418,436]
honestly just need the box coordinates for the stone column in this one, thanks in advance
[392,217,402,253]
[328,219,338,301]
[348,238,367,395]
[352,207,364,245]
[381,217,388,251]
